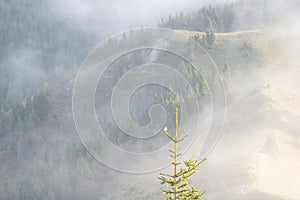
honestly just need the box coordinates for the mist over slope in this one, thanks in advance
[107,27,300,199]
[0,0,300,199]
[202,80,300,200]
[178,27,300,199]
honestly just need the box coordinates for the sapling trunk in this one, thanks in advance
[158,108,207,200]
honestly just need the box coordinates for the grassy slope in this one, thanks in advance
[113,29,300,199]
[177,29,300,200]
[177,29,284,70]
[2,28,298,199]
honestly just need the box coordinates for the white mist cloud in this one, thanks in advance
[52,0,239,36]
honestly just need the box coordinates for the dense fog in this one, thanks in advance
[0,0,299,199]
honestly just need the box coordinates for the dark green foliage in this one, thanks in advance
[159,108,206,199]
[159,5,223,33]
[205,30,216,48]
[222,3,235,32]
[154,60,209,116]
[181,61,207,98]
[0,0,94,119]
[158,0,272,33]
[0,90,52,134]
[32,91,51,120]
[200,34,208,49]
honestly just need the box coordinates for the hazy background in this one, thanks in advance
[0,0,300,199]
[53,0,230,36]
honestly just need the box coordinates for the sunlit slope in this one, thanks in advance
[176,28,298,72]
[77,29,300,199]
[106,28,300,199]
[200,84,300,200]
[110,85,300,200]
[184,28,300,200]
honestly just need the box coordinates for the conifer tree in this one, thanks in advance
[158,108,207,200]
[206,29,215,49]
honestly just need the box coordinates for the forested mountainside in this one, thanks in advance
[158,0,298,32]
[1,0,298,135]
[0,0,300,199]
[0,0,96,109]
